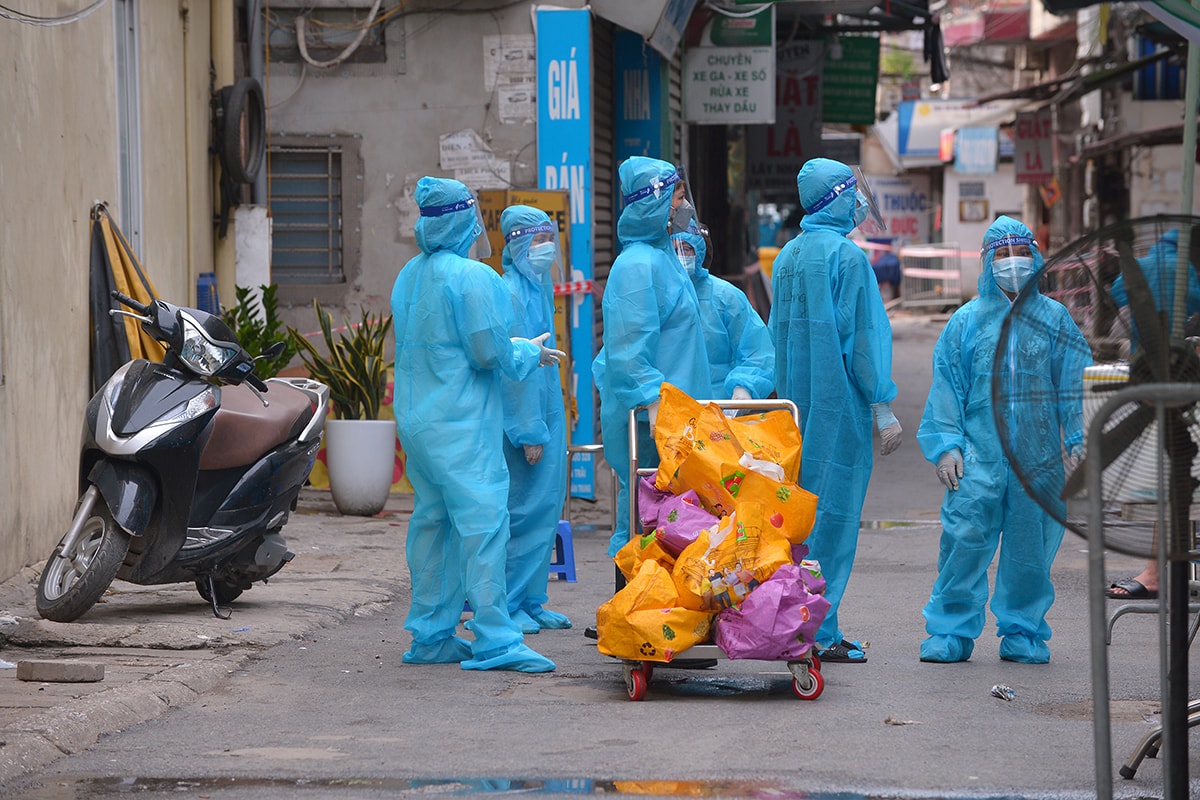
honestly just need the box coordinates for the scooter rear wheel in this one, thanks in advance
[36,492,130,622]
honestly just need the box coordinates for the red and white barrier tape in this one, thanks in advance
[554,280,595,296]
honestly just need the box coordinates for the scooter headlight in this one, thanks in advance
[179,313,238,376]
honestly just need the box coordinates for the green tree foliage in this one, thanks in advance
[222,284,299,378]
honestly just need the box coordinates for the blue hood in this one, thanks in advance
[616,156,676,248]
[414,176,480,257]
[797,158,857,236]
[978,215,1043,299]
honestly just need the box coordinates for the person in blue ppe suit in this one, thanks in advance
[391,177,565,673]
[1109,228,1200,354]
[594,156,711,559]
[768,158,904,664]
[1105,229,1200,600]
[670,224,774,406]
[498,205,572,634]
[917,215,1091,664]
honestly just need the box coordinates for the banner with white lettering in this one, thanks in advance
[683,5,775,125]
[744,39,823,191]
[537,8,596,498]
[1014,108,1053,185]
[868,174,932,245]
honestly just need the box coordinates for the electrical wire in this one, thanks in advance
[295,0,383,69]
[0,0,107,26]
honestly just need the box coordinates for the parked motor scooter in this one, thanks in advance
[36,290,329,621]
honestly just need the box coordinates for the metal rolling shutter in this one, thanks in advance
[591,15,615,444]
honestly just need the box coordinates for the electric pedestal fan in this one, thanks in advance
[993,215,1200,798]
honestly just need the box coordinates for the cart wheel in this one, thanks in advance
[626,667,648,701]
[792,667,824,700]
[641,662,654,682]
[809,653,820,671]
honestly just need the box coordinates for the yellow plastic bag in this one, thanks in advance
[671,508,792,611]
[654,385,743,504]
[721,464,817,546]
[728,410,803,484]
[596,560,714,663]
[614,532,677,580]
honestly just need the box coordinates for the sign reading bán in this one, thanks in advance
[1014,108,1053,184]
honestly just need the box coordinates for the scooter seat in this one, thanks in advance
[200,382,315,470]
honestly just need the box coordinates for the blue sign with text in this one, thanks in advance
[537,8,595,499]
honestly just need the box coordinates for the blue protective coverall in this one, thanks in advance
[670,227,775,400]
[498,205,571,634]
[593,156,711,557]
[917,215,1092,664]
[1110,228,1200,341]
[768,158,898,655]
[391,177,555,673]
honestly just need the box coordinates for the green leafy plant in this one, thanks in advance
[221,284,299,379]
[288,299,394,421]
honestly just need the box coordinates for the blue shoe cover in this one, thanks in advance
[528,607,572,629]
[461,643,556,673]
[511,608,541,634]
[402,636,473,664]
[999,634,1050,664]
[919,635,974,663]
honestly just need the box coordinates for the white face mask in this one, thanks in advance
[993,256,1036,293]
[526,242,557,275]
[677,254,697,275]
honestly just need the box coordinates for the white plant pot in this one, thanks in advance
[324,418,396,516]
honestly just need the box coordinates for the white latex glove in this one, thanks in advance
[725,386,752,418]
[646,400,660,432]
[531,332,566,366]
[937,448,964,491]
[1064,445,1083,472]
[523,444,544,465]
[872,402,903,456]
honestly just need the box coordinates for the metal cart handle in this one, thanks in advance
[627,398,801,545]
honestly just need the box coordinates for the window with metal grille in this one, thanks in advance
[269,145,345,284]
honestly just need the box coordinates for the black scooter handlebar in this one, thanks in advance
[110,290,150,316]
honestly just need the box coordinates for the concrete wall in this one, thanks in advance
[263,2,586,335]
[0,2,213,582]
[1124,97,1200,218]
[942,162,1025,296]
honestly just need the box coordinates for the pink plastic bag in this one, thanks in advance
[714,563,831,660]
[655,491,719,556]
[637,476,719,556]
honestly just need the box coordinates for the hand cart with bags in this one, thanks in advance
[598,394,826,702]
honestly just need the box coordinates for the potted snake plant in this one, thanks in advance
[289,300,395,516]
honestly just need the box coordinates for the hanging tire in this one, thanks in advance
[36,493,130,622]
[217,77,266,184]
[196,578,244,606]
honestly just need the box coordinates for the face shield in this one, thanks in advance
[419,192,491,259]
[669,165,699,235]
[850,166,886,236]
[506,220,565,284]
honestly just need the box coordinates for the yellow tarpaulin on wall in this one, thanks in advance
[89,202,165,392]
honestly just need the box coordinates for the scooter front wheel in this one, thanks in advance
[36,490,131,622]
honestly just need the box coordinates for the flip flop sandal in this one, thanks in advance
[1106,577,1157,600]
[816,641,867,663]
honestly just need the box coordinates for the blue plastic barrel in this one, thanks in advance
[197,272,219,314]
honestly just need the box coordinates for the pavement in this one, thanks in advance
[0,314,1195,795]
[0,489,417,786]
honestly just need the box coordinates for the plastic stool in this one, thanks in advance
[549,519,577,582]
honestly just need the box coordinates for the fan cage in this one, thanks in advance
[996,215,1200,559]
